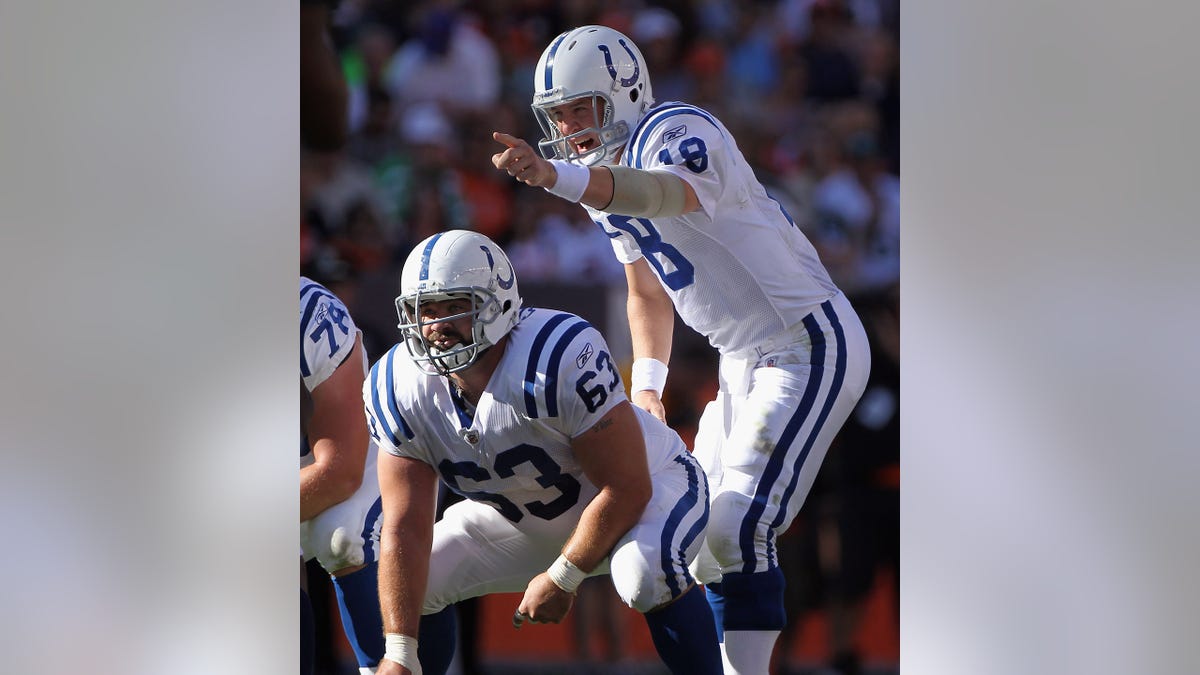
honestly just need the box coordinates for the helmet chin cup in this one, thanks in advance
[424,341,483,375]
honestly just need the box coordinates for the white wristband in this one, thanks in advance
[546,554,587,594]
[384,633,422,675]
[544,159,590,202]
[630,358,669,397]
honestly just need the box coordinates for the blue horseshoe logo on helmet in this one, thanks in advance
[598,40,640,87]
[480,246,514,289]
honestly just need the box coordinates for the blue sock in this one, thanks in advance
[644,587,723,675]
[705,583,727,642]
[331,562,385,667]
[300,588,315,675]
[418,606,457,675]
[705,566,787,635]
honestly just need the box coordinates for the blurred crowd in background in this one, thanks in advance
[302,1,898,673]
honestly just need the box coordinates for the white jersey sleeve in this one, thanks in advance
[625,106,730,221]
[511,309,628,437]
[300,277,360,391]
[362,345,432,463]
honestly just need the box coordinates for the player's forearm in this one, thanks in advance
[627,293,674,363]
[377,455,438,637]
[492,132,696,216]
[378,525,430,637]
[555,162,690,218]
[577,165,614,210]
[304,360,370,520]
[561,485,649,572]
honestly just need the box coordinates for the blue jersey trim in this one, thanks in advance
[383,348,415,440]
[448,383,474,428]
[542,319,591,418]
[368,357,399,447]
[300,281,323,299]
[300,285,336,378]
[625,103,722,169]
[523,314,571,417]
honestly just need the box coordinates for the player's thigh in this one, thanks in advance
[718,363,814,492]
[423,499,571,614]
[702,363,823,566]
[692,396,728,486]
[609,452,708,613]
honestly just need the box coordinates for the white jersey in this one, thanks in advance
[301,276,360,392]
[364,307,685,524]
[584,102,841,356]
[299,277,382,573]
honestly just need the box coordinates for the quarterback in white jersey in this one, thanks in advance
[492,25,873,675]
[300,277,384,672]
[364,230,721,675]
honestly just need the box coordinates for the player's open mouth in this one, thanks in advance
[429,331,461,350]
[575,138,596,152]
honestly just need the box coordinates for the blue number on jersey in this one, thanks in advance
[495,444,581,520]
[575,350,622,412]
[664,136,797,230]
[438,458,524,521]
[310,301,350,356]
[600,215,695,290]
[438,445,581,523]
[657,136,709,173]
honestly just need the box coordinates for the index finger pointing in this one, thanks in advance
[493,131,521,148]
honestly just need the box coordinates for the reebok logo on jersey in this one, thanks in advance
[663,124,687,143]
[576,342,594,369]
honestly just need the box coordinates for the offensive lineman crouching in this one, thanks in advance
[365,230,722,675]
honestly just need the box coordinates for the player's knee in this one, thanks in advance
[706,491,755,566]
[314,525,365,573]
[609,543,675,613]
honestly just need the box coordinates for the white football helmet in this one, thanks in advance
[396,230,523,375]
[532,25,654,166]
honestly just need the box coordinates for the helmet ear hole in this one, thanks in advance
[630,89,639,102]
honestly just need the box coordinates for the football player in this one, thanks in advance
[300,277,384,673]
[491,25,873,675]
[365,230,721,675]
